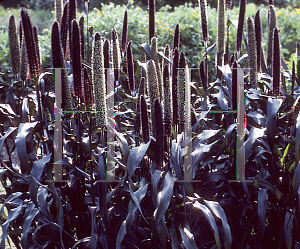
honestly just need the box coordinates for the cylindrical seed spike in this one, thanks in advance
[55,0,63,24]
[236,0,246,52]
[8,15,20,75]
[272,28,281,96]
[148,0,155,43]
[51,21,72,110]
[177,52,186,133]
[231,61,238,111]
[247,17,257,88]
[140,95,150,143]
[61,2,69,59]
[154,99,164,169]
[21,8,40,83]
[199,0,208,42]
[92,33,107,128]
[199,60,207,91]
[121,10,128,53]
[172,48,179,126]
[254,10,262,73]
[267,5,277,74]
[172,24,180,50]
[111,27,121,81]
[127,41,135,92]
[163,64,172,137]
[83,68,93,110]
[79,16,85,61]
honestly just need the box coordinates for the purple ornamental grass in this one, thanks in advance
[127,41,135,92]
[61,2,69,59]
[267,5,277,74]
[140,95,150,143]
[254,10,262,72]
[199,0,208,42]
[79,16,85,61]
[231,61,238,111]
[236,0,246,52]
[148,0,155,43]
[69,0,77,60]
[32,25,41,71]
[71,20,82,99]
[8,15,20,75]
[20,37,28,82]
[51,21,72,110]
[111,27,121,81]
[135,77,146,135]
[19,19,23,49]
[272,28,280,97]
[103,39,110,81]
[83,67,93,110]
[172,24,180,50]
[199,60,207,92]
[163,64,172,137]
[121,10,128,53]
[172,48,179,126]
[247,16,257,88]
[154,99,164,169]
[177,52,186,133]
[21,8,40,82]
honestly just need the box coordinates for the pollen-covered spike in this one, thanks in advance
[71,20,82,99]
[199,0,208,42]
[61,2,69,59]
[150,37,162,101]
[163,65,172,137]
[254,10,262,73]
[92,32,107,128]
[272,28,281,97]
[269,0,273,5]
[148,0,155,43]
[231,61,238,111]
[51,21,72,110]
[111,27,121,81]
[236,0,246,52]
[19,19,23,49]
[127,41,135,92]
[177,52,186,133]
[21,8,40,83]
[140,95,150,143]
[172,48,179,126]
[83,68,93,110]
[199,60,207,91]
[55,0,63,24]
[267,5,277,74]
[216,0,226,68]
[8,15,20,75]
[172,24,180,50]
[79,16,85,61]
[20,37,28,82]
[247,17,257,88]
[121,10,128,53]
[154,99,164,169]
[147,60,160,135]
[33,25,42,71]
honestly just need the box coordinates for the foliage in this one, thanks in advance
[1,0,300,248]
